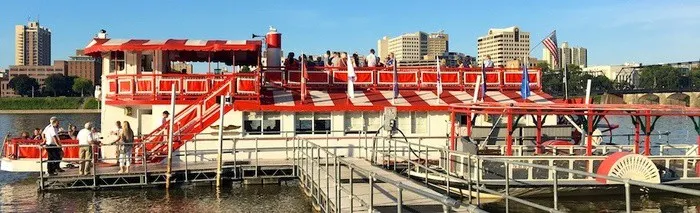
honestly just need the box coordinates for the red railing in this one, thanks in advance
[137,75,237,162]
[2,139,81,159]
[105,72,260,104]
[262,66,541,91]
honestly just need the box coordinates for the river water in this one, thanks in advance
[0,113,313,213]
[0,114,699,212]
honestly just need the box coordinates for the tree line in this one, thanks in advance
[636,65,700,91]
[538,62,614,97]
[7,74,94,97]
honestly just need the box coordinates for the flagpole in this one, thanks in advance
[528,30,556,55]
[563,65,569,100]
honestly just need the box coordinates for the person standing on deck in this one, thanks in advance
[324,50,332,67]
[365,49,378,67]
[386,53,395,67]
[162,111,170,125]
[331,52,341,68]
[483,55,494,69]
[43,117,62,175]
[77,122,96,176]
[116,121,135,173]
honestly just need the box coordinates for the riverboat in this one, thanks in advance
[2,28,699,200]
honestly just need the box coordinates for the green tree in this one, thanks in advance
[690,68,700,88]
[7,75,39,97]
[638,65,684,90]
[44,74,73,96]
[72,78,93,97]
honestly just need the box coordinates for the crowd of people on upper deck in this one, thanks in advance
[282,49,496,70]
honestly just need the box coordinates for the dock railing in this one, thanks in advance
[381,138,700,213]
[291,137,480,213]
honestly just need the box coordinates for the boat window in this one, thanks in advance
[140,52,154,72]
[345,112,364,133]
[295,112,331,134]
[365,112,381,132]
[244,112,281,135]
[412,112,428,134]
[110,51,125,72]
[397,112,411,133]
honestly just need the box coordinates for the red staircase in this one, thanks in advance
[137,75,241,163]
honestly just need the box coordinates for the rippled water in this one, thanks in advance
[0,113,312,213]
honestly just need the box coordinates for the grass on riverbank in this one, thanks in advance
[0,97,99,110]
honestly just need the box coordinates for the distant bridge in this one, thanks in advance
[600,89,700,107]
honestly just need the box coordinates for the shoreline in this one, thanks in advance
[0,109,100,114]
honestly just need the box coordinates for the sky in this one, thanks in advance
[1,0,699,69]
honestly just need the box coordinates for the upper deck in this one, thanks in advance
[85,36,555,112]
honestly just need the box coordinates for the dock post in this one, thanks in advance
[166,83,176,189]
[505,161,510,213]
[624,179,631,213]
[335,149,340,213]
[39,146,44,191]
[552,168,558,210]
[216,95,225,187]
[325,149,330,212]
[92,143,97,189]
[397,186,403,213]
[369,173,375,211]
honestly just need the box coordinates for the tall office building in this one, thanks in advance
[377,36,389,60]
[387,31,428,61]
[477,26,531,67]
[427,31,449,59]
[15,21,52,66]
[379,31,449,62]
[542,42,588,69]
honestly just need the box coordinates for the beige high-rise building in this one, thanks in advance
[379,31,449,63]
[427,31,448,59]
[543,42,588,69]
[387,31,428,62]
[377,36,389,60]
[477,26,530,67]
[15,21,52,66]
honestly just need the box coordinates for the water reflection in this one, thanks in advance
[0,181,313,213]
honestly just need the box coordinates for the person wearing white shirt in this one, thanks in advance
[78,122,95,175]
[43,118,62,175]
[365,49,378,67]
[484,55,495,68]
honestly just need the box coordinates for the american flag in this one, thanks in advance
[542,30,559,66]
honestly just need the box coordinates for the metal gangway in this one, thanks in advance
[373,137,700,213]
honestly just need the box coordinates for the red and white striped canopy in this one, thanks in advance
[84,38,262,56]
[233,90,560,112]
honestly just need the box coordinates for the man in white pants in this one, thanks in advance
[77,122,96,175]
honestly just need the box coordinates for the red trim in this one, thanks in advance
[84,39,262,56]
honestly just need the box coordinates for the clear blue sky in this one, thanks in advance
[1,0,698,69]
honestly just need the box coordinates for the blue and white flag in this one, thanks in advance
[392,61,399,104]
[520,60,531,101]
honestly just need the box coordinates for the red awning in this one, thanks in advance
[233,90,562,112]
[84,38,262,56]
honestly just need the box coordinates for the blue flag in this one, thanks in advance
[393,62,399,99]
[520,62,531,100]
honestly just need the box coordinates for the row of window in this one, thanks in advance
[242,112,429,135]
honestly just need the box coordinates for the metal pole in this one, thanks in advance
[397,186,403,213]
[335,151,340,213]
[216,95,225,187]
[39,146,44,190]
[467,155,473,204]
[553,169,559,210]
[505,161,510,213]
[166,82,176,189]
[369,173,375,212]
[625,179,631,213]
[476,158,481,207]
[349,167,354,212]
[425,145,429,185]
[325,149,329,212]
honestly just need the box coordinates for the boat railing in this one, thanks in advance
[381,137,700,212]
[104,72,260,103]
[480,143,698,156]
[261,66,542,91]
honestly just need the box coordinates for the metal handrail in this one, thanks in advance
[294,137,474,212]
[385,137,700,212]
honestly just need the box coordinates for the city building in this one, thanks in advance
[377,36,389,60]
[505,57,539,69]
[388,31,428,61]
[0,69,8,98]
[397,52,469,67]
[2,62,68,97]
[171,62,193,74]
[477,26,531,67]
[427,31,449,59]
[15,21,52,66]
[67,49,102,83]
[542,42,587,69]
[583,63,642,88]
[379,31,449,63]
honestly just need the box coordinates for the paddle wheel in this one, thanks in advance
[596,152,661,184]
